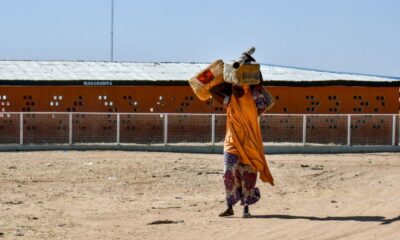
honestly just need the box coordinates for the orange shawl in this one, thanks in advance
[224,86,274,185]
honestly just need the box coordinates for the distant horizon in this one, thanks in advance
[0,0,399,77]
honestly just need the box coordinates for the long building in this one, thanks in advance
[0,60,399,114]
[0,60,398,146]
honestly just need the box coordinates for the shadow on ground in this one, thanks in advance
[249,215,400,225]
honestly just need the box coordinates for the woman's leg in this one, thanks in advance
[238,163,260,217]
[219,153,241,217]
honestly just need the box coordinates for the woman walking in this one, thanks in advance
[211,76,274,218]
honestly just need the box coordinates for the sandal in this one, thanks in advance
[219,208,234,217]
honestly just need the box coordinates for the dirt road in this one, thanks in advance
[1,151,399,239]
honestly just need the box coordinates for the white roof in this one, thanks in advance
[0,60,398,82]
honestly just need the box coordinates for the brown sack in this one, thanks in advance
[189,59,225,101]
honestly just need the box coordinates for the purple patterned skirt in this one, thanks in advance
[223,152,261,206]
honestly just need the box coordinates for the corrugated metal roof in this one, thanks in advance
[0,60,398,82]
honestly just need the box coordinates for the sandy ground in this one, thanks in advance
[0,151,399,240]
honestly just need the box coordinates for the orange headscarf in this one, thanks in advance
[224,85,274,185]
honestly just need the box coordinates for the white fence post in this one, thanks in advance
[211,114,215,145]
[19,112,23,145]
[392,114,396,146]
[302,115,307,145]
[164,113,168,145]
[116,113,120,145]
[398,114,400,146]
[347,115,351,146]
[68,113,73,145]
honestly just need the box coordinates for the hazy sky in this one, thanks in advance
[0,0,399,77]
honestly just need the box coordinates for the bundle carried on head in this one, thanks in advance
[224,47,261,86]
[189,47,271,107]
[188,59,225,101]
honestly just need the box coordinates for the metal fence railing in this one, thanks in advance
[0,112,398,146]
